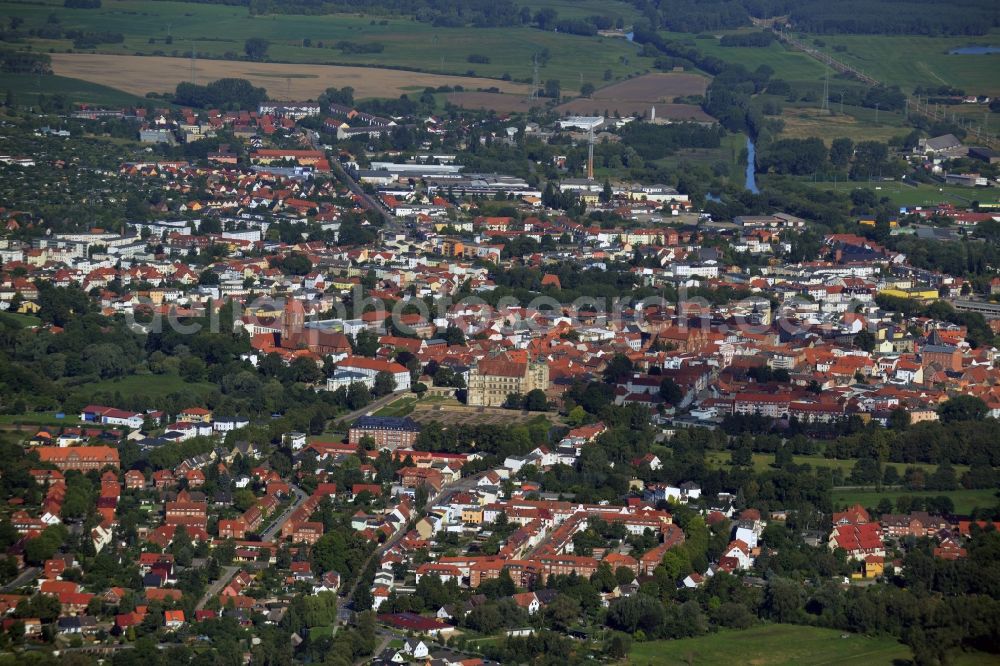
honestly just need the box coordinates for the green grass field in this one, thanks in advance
[808,32,1000,96]
[797,180,996,208]
[703,451,970,477]
[878,183,992,208]
[833,487,999,515]
[628,624,912,665]
[692,35,829,84]
[66,372,216,403]
[373,395,418,417]
[663,32,920,145]
[0,73,151,107]
[371,394,458,418]
[522,0,640,22]
[0,311,42,328]
[684,28,1000,97]
[1,0,647,88]
[644,131,745,180]
[0,413,88,428]
[772,100,910,144]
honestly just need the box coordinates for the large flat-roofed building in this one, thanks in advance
[348,416,421,450]
[558,116,604,131]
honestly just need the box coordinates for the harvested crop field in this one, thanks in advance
[446,92,543,114]
[590,72,710,101]
[51,53,530,101]
[778,105,907,144]
[555,72,713,119]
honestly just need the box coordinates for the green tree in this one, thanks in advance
[244,37,270,60]
[372,371,396,397]
[730,445,753,468]
[566,405,587,426]
[605,632,632,659]
[829,137,853,169]
[938,395,987,423]
[233,488,257,512]
[602,354,634,384]
[346,382,372,410]
[544,594,580,631]
[659,549,689,582]
[763,578,802,623]
[442,325,466,346]
[853,329,876,352]
[658,377,683,405]
[599,179,613,203]
[889,407,911,430]
[352,329,379,357]
[523,389,548,412]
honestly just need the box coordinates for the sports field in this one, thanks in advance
[629,624,912,665]
[800,181,993,208]
[50,53,531,101]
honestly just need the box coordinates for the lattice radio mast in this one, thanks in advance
[529,54,540,101]
[821,66,829,111]
[587,123,595,181]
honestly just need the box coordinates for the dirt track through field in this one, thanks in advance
[51,53,530,101]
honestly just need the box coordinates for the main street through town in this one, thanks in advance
[334,471,485,629]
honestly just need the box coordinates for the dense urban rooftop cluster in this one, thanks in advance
[1,86,999,666]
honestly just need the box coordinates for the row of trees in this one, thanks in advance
[625,0,995,36]
[173,78,268,110]
[758,136,905,180]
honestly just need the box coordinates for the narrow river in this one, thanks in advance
[745,136,759,194]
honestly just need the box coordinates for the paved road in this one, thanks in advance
[306,130,399,231]
[330,391,407,428]
[332,160,398,230]
[195,565,239,611]
[1,566,38,592]
[260,483,309,542]
[334,472,484,631]
[366,627,482,664]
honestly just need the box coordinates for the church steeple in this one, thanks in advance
[282,298,305,342]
